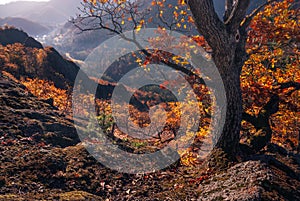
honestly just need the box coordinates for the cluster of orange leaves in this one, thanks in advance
[241,0,299,149]
[151,0,194,29]
[22,78,72,113]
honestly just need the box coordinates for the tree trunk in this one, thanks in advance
[215,65,242,156]
[206,50,244,167]
[187,0,250,163]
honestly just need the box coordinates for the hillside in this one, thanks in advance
[0,26,299,200]
[0,74,299,200]
[0,27,115,94]
[0,27,43,48]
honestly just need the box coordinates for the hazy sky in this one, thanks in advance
[0,0,50,5]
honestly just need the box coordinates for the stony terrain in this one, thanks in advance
[0,76,79,147]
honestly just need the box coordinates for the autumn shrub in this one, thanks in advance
[241,0,299,150]
[22,78,72,113]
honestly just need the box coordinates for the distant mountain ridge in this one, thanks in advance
[0,0,266,26]
[0,0,266,60]
[0,0,82,25]
[0,17,50,36]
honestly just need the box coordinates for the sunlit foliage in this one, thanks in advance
[241,0,299,149]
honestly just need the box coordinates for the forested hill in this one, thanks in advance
[0,27,115,96]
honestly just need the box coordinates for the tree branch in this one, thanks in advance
[224,0,234,22]
[187,0,228,51]
[225,0,250,32]
[242,112,258,127]
[279,81,300,90]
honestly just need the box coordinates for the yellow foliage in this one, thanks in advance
[22,78,72,113]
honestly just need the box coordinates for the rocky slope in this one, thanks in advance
[198,152,300,201]
[0,75,80,148]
